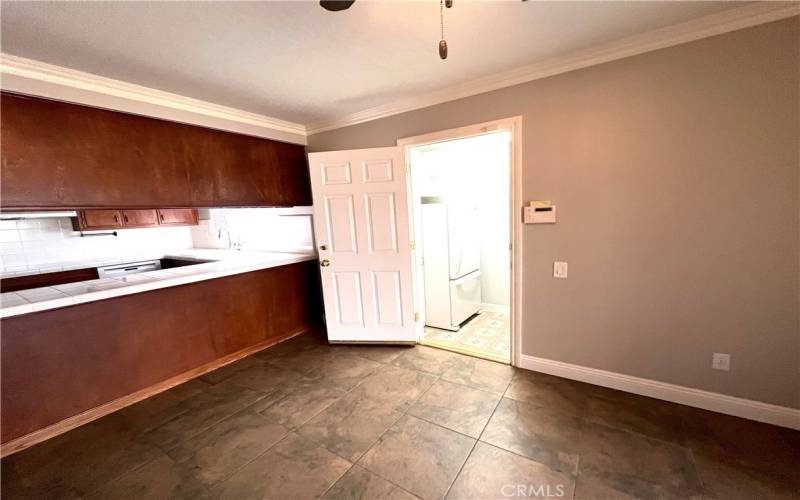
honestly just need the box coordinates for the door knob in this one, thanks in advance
[320,259,331,267]
[319,244,327,251]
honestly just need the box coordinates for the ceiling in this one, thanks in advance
[1,1,752,128]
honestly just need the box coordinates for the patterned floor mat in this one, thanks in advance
[422,306,510,363]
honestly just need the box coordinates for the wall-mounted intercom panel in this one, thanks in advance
[523,200,556,224]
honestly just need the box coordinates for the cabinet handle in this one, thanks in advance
[159,213,165,222]
[123,214,129,224]
[113,214,119,223]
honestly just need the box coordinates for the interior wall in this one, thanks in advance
[308,18,800,408]
[410,133,511,306]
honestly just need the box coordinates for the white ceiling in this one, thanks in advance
[1,1,751,128]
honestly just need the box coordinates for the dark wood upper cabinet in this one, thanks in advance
[73,208,198,230]
[123,209,160,227]
[0,92,312,209]
[156,208,198,226]
[75,209,122,230]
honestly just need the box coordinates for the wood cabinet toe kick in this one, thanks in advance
[0,260,322,456]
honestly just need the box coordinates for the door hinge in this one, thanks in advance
[414,312,420,322]
[410,241,416,251]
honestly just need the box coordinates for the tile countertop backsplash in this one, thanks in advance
[0,207,318,317]
[0,249,317,318]
[0,207,315,277]
[0,217,194,277]
[190,207,315,254]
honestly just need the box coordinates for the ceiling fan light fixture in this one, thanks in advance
[319,0,355,12]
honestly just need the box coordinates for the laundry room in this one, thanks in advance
[408,130,512,362]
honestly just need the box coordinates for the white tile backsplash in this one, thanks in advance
[190,207,315,254]
[0,217,194,275]
[0,208,313,276]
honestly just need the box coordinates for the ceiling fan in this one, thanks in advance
[320,0,453,11]
[319,0,454,58]
[319,1,355,12]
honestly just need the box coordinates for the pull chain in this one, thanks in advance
[440,0,444,40]
[439,0,448,59]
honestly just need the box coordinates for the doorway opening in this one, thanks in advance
[403,127,515,364]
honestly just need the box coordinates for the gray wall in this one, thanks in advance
[308,18,800,408]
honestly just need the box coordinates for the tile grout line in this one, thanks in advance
[440,366,513,499]
[163,389,297,493]
[684,445,707,498]
[267,348,422,499]
[69,342,513,497]
[328,353,451,499]
[153,344,360,494]
[99,349,558,496]
[204,355,368,492]
[327,401,432,498]
[82,383,280,497]
[506,373,695,450]
[571,455,580,500]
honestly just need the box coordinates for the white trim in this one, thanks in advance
[519,354,800,430]
[0,53,308,145]
[3,3,796,140]
[398,116,523,367]
[307,3,800,134]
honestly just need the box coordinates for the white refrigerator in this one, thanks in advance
[421,202,482,331]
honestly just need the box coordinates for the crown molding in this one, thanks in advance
[306,2,800,135]
[2,3,796,139]
[0,53,308,143]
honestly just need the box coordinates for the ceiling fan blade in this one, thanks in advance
[320,0,355,12]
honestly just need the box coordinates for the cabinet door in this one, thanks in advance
[181,125,310,207]
[121,209,159,227]
[1,93,309,209]
[272,141,312,206]
[157,209,198,226]
[1,93,191,209]
[76,210,122,230]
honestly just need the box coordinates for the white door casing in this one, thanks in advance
[308,147,415,343]
[398,116,522,365]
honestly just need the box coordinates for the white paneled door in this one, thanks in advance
[308,147,415,343]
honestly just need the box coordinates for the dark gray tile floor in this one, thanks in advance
[2,330,799,499]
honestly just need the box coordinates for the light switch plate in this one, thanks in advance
[553,261,568,278]
[712,353,730,371]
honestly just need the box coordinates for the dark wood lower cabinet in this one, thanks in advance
[0,267,100,293]
[0,261,322,445]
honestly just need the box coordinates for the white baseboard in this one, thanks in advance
[518,354,800,430]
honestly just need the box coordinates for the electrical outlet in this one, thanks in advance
[553,261,568,278]
[712,353,730,371]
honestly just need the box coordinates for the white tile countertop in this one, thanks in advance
[0,249,317,318]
